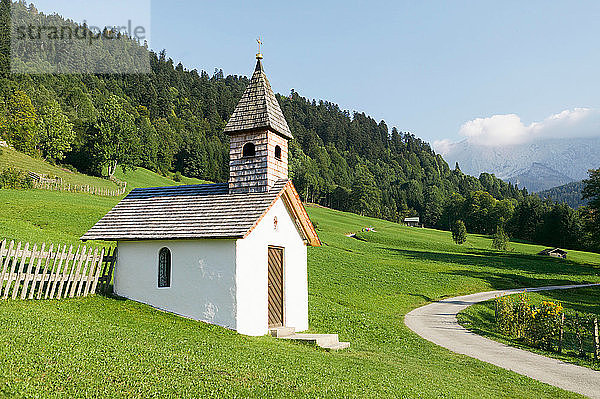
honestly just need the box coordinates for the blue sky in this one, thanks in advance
[28,1,600,147]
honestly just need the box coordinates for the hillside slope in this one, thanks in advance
[114,167,208,189]
[0,145,208,192]
[0,146,118,190]
[0,189,599,397]
[538,181,588,208]
[0,164,208,245]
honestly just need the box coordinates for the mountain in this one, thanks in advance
[506,162,573,193]
[537,181,589,208]
[439,137,600,192]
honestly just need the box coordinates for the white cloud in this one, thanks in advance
[432,138,454,155]
[435,108,600,152]
[459,113,529,146]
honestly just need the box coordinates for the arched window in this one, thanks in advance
[242,142,255,157]
[158,247,171,288]
[275,145,282,160]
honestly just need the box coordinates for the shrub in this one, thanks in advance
[0,168,34,189]
[495,293,563,350]
[173,171,183,182]
[452,220,467,245]
[527,301,563,350]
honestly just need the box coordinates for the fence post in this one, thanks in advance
[494,297,499,323]
[574,313,585,357]
[558,313,564,354]
[594,317,599,360]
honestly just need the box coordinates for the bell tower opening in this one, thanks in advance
[275,145,282,160]
[242,142,256,157]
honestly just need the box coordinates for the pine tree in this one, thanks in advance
[351,164,382,217]
[492,225,510,251]
[583,168,600,248]
[452,220,467,245]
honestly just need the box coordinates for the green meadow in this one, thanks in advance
[1,173,599,397]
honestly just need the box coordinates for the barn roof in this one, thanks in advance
[81,179,320,246]
[538,248,568,256]
[223,59,293,139]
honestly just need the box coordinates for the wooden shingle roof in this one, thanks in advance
[81,180,320,246]
[223,59,293,139]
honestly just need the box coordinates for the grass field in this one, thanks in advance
[0,189,116,248]
[1,185,599,398]
[458,286,600,371]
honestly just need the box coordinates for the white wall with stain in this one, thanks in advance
[115,239,237,329]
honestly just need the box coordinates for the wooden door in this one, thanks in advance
[267,246,284,327]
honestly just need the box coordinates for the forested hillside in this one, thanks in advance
[0,1,524,221]
[1,1,599,253]
[538,181,588,209]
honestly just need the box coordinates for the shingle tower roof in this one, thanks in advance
[223,58,293,139]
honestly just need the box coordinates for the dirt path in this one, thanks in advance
[405,284,600,399]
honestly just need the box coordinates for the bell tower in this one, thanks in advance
[225,51,293,193]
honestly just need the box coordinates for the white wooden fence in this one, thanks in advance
[0,240,111,300]
[33,181,127,196]
[28,171,127,196]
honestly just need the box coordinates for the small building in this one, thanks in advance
[538,248,568,259]
[82,53,320,336]
[404,216,421,227]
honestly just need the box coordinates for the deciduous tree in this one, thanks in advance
[3,90,38,154]
[37,100,75,161]
[89,95,139,177]
[583,168,600,248]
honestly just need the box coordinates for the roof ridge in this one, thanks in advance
[81,178,319,246]
[131,182,227,191]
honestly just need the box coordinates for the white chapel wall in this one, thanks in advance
[115,239,237,329]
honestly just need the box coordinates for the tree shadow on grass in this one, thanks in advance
[523,286,600,315]
[442,269,589,291]
[378,247,600,279]
[406,292,433,302]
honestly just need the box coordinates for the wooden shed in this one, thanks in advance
[404,216,421,227]
[537,248,568,259]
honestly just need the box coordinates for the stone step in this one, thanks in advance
[280,333,340,348]
[269,328,350,351]
[269,326,296,337]
[322,341,351,351]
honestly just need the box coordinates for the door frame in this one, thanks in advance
[267,245,285,328]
